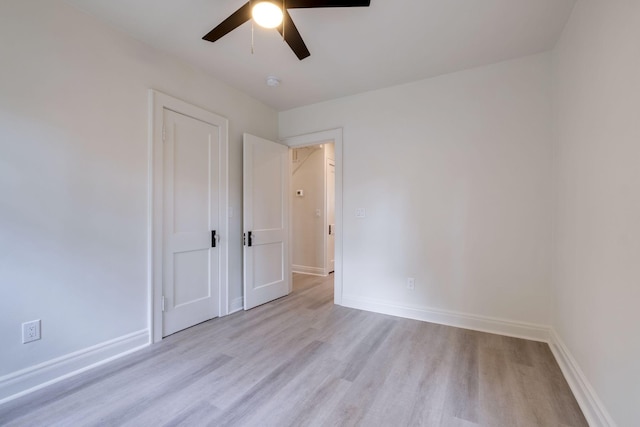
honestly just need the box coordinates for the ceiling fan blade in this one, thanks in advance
[277,11,311,60]
[203,2,251,43]
[285,0,370,8]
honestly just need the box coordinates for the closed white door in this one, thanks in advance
[243,133,289,310]
[162,109,220,336]
[327,159,335,273]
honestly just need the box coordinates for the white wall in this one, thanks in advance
[552,0,640,425]
[292,146,325,273]
[280,53,554,328]
[0,0,276,384]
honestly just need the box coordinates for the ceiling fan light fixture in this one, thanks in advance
[252,2,283,29]
[203,1,371,61]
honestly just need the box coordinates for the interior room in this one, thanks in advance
[1,0,638,426]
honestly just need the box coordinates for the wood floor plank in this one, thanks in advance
[212,340,327,427]
[240,356,344,426]
[0,273,588,427]
[322,319,418,426]
[478,342,521,427]
[277,376,352,427]
[443,330,481,424]
[207,326,321,409]
[100,354,232,426]
[339,317,396,382]
[405,324,457,426]
[528,341,588,426]
[355,320,424,426]
[160,400,221,427]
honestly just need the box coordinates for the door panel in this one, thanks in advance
[173,250,210,306]
[253,243,285,288]
[173,123,210,232]
[163,109,220,336]
[252,143,285,230]
[243,133,289,310]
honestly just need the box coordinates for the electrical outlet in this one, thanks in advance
[407,278,415,290]
[22,319,41,344]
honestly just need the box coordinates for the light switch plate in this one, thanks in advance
[355,208,366,218]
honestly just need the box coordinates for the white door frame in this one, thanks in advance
[281,129,343,305]
[148,90,229,343]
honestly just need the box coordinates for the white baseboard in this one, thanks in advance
[341,295,550,342]
[549,329,616,427]
[292,265,326,277]
[229,297,243,314]
[0,329,149,405]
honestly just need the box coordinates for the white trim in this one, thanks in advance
[342,295,550,342]
[281,129,343,305]
[322,149,328,277]
[292,265,327,276]
[0,330,149,404]
[229,297,243,314]
[549,329,616,427]
[148,90,229,343]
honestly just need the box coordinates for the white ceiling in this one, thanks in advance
[65,0,576,111]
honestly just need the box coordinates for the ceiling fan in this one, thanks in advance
[203,0,371,60]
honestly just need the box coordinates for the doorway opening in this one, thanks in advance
[282,128,343,305]
[290,142,335,278]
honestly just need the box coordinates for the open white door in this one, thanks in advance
[243,134,290,310]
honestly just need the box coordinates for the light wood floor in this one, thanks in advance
[0,274,586,427]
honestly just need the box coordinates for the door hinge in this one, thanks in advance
[162,125,166,142]
[161,295,166,312]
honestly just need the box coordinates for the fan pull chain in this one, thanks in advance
[250,0,254,54]
[282,0,286,41]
